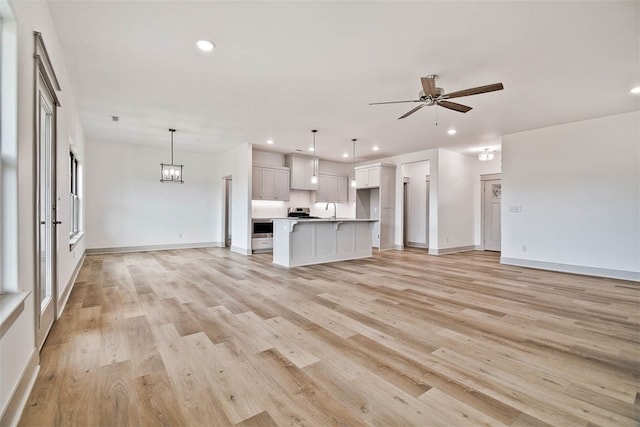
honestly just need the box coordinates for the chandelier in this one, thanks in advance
[160,129,184,183]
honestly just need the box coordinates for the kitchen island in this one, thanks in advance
[272,218,378,267]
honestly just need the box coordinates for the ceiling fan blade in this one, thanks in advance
[369,100,421,105]
[421,76,437,97]
[438,100,472,113]
[398,103,427,119]
[443,83,504,99]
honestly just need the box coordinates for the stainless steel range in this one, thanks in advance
[287,207,319,219]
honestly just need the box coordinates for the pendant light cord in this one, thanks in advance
[352,138,356,166]
[169,129,176,164]
[312,129,318,176]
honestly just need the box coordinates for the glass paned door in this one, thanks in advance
[36,77,57,350]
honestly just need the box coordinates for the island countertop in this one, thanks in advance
[272,218,377,267]
[272,218,377,223]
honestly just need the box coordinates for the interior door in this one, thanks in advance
[483,179,502,251]
[36,75,58,350]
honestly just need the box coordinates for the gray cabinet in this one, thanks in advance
[337,176,348,203]
[252,166,290,201]
[355,164,396,250]
[355,165,381,188]
[316,173,348,203]
[285,153,318,190]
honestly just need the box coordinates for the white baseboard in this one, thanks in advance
[500,257,640,282]
[429,245,476,255]
[86,242,223,255]
[231,246,252,255]
[394,244,404,250]
[0,348,39,427]
[406,241,428,249]
[57,250,85,318]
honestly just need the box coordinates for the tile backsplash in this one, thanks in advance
[252,190,355,219]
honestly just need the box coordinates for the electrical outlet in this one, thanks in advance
[522,245,527,252]
[446,237,449,243]
[179,233,183,239]
[510,206,522,213]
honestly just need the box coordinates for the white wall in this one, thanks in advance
[85,140,220,249]
[401,161,430,246]
[436,149,476,250]
[2,0,86,424]
[219,144,252,254]
[502,111,640,280]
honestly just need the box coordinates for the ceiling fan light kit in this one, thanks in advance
[478,148,495,162]
[370,74,504,120]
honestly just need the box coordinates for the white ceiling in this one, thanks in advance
[47,1,639,163]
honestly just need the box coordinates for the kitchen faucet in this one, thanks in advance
[325,202,337,219]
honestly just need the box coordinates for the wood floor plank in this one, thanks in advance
[18,248,640,426]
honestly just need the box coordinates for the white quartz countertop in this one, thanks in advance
[272,218,378,222]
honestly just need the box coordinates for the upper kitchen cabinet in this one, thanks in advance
[252,165,290,201]
[316,174,348,203]
[285,153,318,191]
[355,165,381,189]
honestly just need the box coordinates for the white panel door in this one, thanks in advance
[483,179,502,251]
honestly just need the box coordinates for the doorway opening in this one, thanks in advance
[401,161,430,250]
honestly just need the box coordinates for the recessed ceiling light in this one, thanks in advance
[630,86,640,94]
[372,146,380,151]
[196,40,215,52]
[266,139,274,145]
[342,153,349,158]
[448,129,457,135]
[309,147,315,152]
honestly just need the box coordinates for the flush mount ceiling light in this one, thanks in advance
[448,128,457,135]
[630,86,640,94]
[351,138,357,187]
[478,148,495,162]
[266,139,274,145]
[342,153,349,158]
[160,129,184,183]
[372,146,379,151]
[196,40,215,52]
[310,130,318,184]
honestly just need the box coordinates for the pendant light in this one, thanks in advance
[351,138,357,187]
[310,129,318,184]
[160,129,184,183]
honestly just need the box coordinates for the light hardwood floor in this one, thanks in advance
[19,248,640,426]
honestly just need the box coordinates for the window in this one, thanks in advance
[69,151,82,242]
[0,3,18,294]
[1,0,26,327]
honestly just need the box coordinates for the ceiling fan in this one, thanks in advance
[370,75,504,120]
